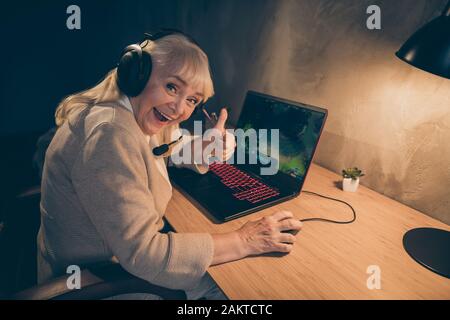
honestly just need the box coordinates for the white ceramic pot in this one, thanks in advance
[343,177,359,192]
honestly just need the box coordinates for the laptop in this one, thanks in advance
[168,91,328,223]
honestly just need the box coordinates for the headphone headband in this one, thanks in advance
[142,28,200,47]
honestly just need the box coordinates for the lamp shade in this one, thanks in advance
[395,2,450,79]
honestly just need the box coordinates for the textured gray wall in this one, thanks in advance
[176,0,450,224]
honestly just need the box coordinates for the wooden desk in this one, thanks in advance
[165,164,450,299]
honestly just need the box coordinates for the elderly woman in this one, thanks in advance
[37,31,302,299]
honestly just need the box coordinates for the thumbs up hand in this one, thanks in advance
[213,108,228,134]
[212,108,236,161]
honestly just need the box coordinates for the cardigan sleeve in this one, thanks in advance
[71,122,214,290]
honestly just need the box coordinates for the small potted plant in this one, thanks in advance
[342,167,365,192]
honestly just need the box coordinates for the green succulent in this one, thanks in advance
[342,167,365,180]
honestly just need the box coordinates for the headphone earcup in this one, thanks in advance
[117,44,152,97]
[137,51,152,95]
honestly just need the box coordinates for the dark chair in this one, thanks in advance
[0,187,186,300]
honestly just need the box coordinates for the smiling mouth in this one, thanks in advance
[153,108,173,123]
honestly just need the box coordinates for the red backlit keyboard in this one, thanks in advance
[209,162,280,204]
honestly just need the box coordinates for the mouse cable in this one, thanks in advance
[298,190,356,224]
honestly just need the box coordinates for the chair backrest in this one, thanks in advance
[0,189,41,297]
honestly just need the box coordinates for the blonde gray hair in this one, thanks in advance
[55,33,214,127]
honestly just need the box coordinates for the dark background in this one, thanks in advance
[0,0,448,295]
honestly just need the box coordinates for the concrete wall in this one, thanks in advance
[176,0,450,224]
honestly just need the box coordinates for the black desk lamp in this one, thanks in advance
[396,1,450,278]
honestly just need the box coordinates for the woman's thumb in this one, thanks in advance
[214,108,228,132]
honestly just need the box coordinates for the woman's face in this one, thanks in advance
[131,66,204,136]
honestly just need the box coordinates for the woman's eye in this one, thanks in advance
[166,83,177,94]
[188,98,199,106]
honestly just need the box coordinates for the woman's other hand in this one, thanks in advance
[211,211,302,265]
[236,211,303,256]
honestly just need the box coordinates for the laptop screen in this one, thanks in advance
[236,91,327,187]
